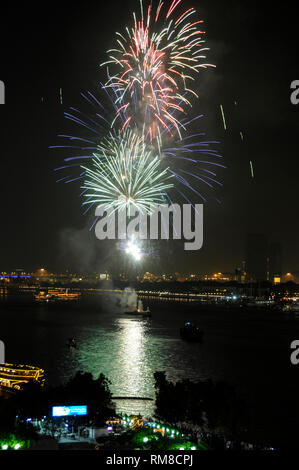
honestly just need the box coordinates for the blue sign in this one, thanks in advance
[52,406,87,417]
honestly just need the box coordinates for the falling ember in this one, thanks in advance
[59,88,63,105]
[240,131,244,141]
[220,105,227,131]
[250,160,254,179]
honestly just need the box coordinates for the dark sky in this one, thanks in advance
[0,0,298,274]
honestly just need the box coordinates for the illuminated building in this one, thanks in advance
[235,267,247,283]
[282,272,296,283]
[0,271,31,281]
[203,272,233,282]
[142,272,160,282]
[174,273,188,282]
[246,235,283,283]
[97,272,111,281]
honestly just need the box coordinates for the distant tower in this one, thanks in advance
[245,234,268,281]
[268,242,282,282]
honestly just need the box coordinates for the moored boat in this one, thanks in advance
[0,363,45,391]
[34,288,81,302]
[124,306,151,318]
[67,337,77,350]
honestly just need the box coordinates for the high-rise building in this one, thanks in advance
[245,234,268,281]
[245,234,283,282]
[235,266,246,283]
[268,242,282,282]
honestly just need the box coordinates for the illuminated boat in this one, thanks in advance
[124,306,151,318]
[0,363,45,391]
[34,288,81,302]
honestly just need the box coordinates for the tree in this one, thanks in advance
[49,371,115,424]
[10,371,115,425]
[154,372,249,442]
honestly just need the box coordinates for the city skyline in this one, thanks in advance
[1,265,299,284]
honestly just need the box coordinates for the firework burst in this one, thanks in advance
[102,0,215,149]
[80,129,174,214]
[53,1,222,224]
[52,93,224,209]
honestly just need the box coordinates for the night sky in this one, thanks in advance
[0,0,298,274]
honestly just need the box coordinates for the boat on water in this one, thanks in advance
[0,363,45,391]
[282,302,299,313]
[124,306,151,318]
[67,337,77,350]
[180,322,204,342]
[34,288,81,302]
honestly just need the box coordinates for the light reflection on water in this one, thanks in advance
[113,318,151,396]
[59,317,164,416]
[2,295,299,421]
[56,312,208,417]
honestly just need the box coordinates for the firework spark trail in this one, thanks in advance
[51,89,124,176]
[220,104,227,131]
[163,131,225,199]
[53,91,224,203]
[101,0,215,149]
[80,129,174,214]
[250,160,255,179]
[235,105,254,180]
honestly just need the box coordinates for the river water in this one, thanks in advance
[1,290,299,446]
